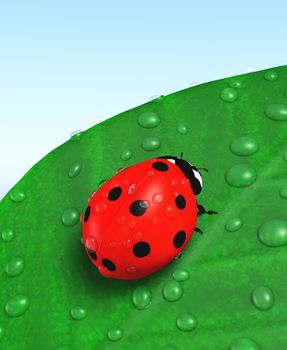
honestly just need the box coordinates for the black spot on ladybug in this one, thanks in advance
[175,194,186,209]
[152,161,168,172]
[173,231,186,248]
[129,200,148,216]
[102,258,116,271]
[108,186,122,201]
[133,241,151,257]
[87,248,97,261]
[84,206,91,222]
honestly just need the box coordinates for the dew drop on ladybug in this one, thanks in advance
[95,201,107,213]
[133,231,144,240]
[128,184,138,195]
[152,216,158,224]
[126,266,137,274]
[164,205,177,219]
[170,178,179,187]
[152,193,163,203]
[128,220,136,229]
[123,239,133,248]
[117,216,126,224]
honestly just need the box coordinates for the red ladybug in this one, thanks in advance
[81,154,217,280]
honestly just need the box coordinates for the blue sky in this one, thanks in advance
[1,0,287,199]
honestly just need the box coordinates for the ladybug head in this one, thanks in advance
[156,155,207,195]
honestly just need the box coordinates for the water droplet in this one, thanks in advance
[9,190,26,203]
[230,137,259,156]
[115,167,125,174]
[251,285,274,311]
[264,70,278,81]
[126,266,137,274]
[68,162,81,177]
[123,239,132,248]
[143,199,150,208]
[165,206,177,218]
[61,208,80,226]
[175,252,182,260]
[225,218,243,232]
[95,201,107,212]
[162,280,183,302]
[229,337,261,350]
[120,150,132,161]
[176,124,188,135]
[121,180,129,187]
[1,228,15,242]
[117,216,126,224]
[279,186,287,199]
[128,221,136,229]
[172,269,190,282]
[265,104,287,121]
[110,180,119,188]
[220,87,238,102]
[150,95,164,102]
[98,180,106,189]
[128,184,138,195]
[228,80,242,89]
[147,170,155,177]
[88,190,96,201]
[132,286,152,310]
[137,112,161,128]
[150,94,160,100]
[70,306,87,320]
[85,236,98,251]
[225,163,257,187]
[70,129,81,136]
[245,67,256,73]
[141,136,161,151]
[170,179,179,187]
[257,219,287,247]
[109,241,118,248]
[176,313,197,331]
[152,216,158,224]
[5,295,30,317]
[152,193,163,203]
[181,179,189,188]
[133,231,143,240]
[107,327,123,341]
[5,257,25,277]
[70,131,84,141]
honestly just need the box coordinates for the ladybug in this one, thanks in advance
[81,153,218,280]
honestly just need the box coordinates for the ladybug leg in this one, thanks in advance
[197,204,218,216]
[194,227,203,234]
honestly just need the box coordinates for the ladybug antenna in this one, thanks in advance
[179,152,183,159]
[197,167,208,172]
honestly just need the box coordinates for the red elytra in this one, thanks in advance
[81,157,198,280]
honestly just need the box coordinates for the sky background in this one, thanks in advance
[1,0,287,200]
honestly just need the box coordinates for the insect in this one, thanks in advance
[81,153,218,280]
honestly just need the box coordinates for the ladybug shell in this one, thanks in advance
[82,157,198,280]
